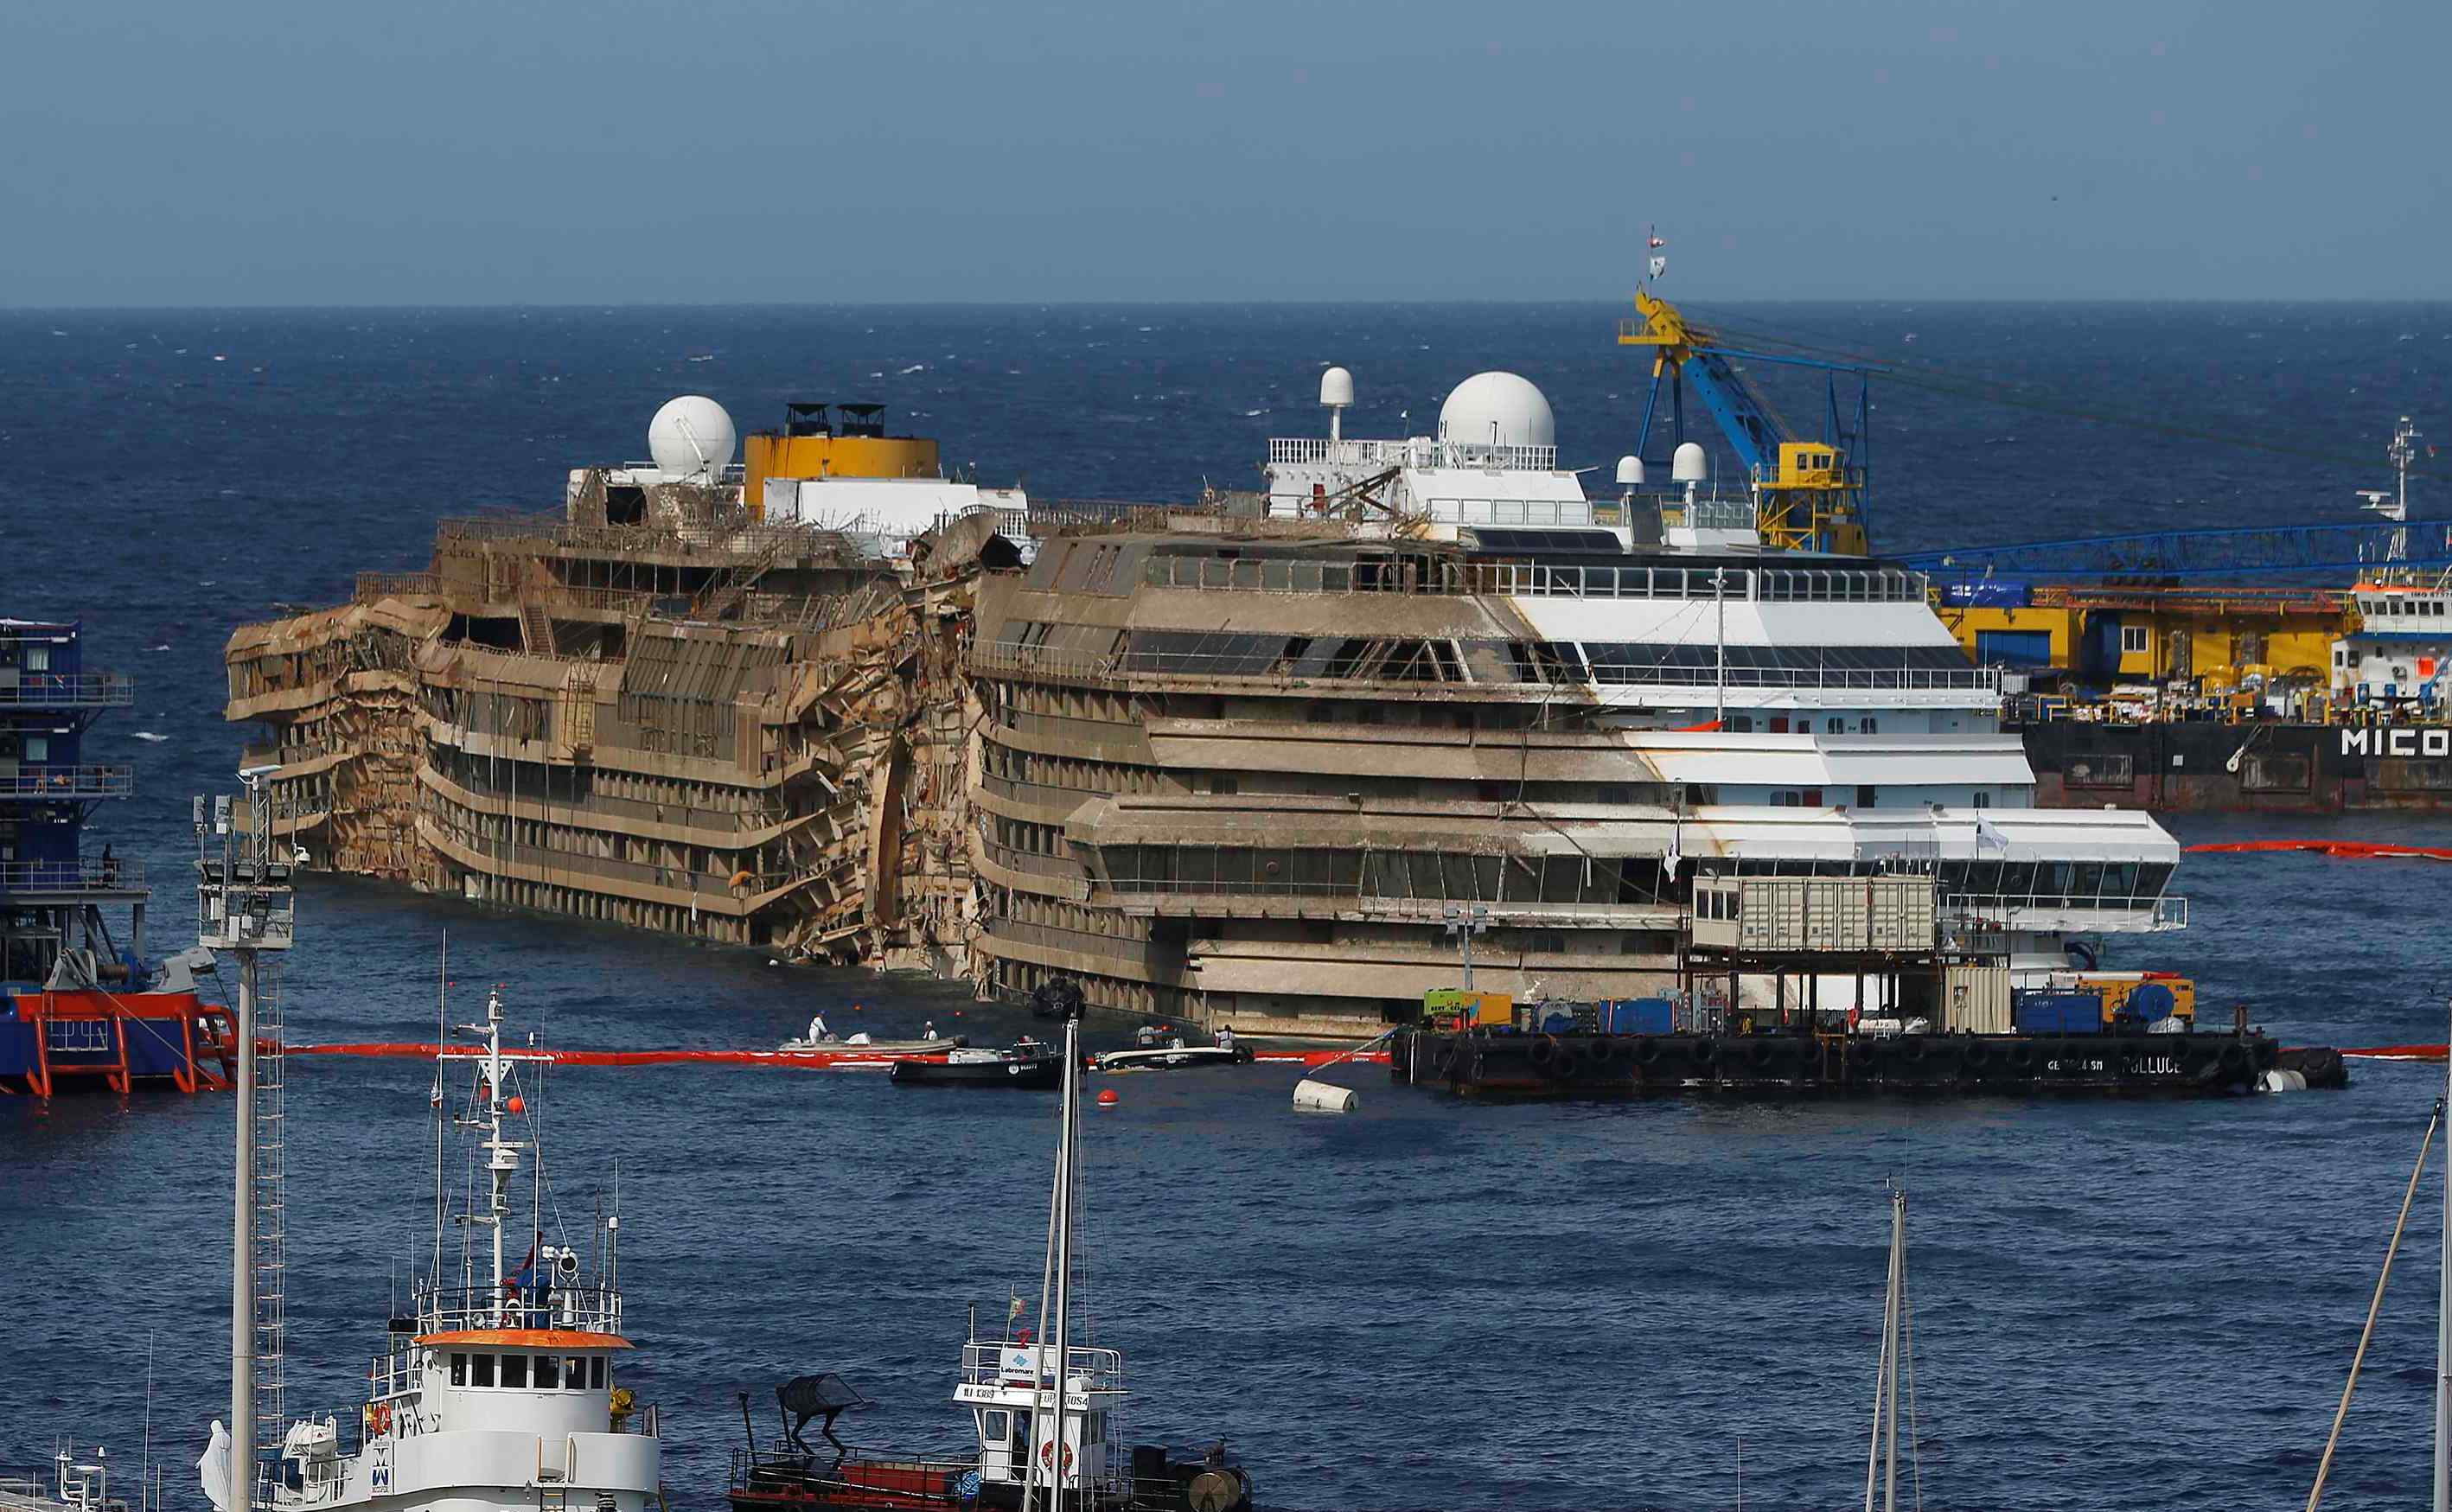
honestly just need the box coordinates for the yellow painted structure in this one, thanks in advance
[743,428,941,520]
[1422,988,1513,1027]
[1617,290,1870,556]
[1938,585,2343,692]
[2079,973,2196,1025]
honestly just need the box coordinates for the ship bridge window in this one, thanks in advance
[501,1355,528,1389]
[471,1353,495,1388]
[450,1352,468,1386]
[535,1356,559,1389]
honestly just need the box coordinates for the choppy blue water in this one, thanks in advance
[4,303,2452,1510]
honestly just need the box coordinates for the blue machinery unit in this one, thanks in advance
[1618,288,1879,555]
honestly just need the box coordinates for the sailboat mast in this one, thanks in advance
[2436,994,2450,1512]
[1050,1015,1081,1512]
[1884,1188,1905,1512]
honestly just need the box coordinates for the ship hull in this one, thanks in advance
[2016,718,2452,813]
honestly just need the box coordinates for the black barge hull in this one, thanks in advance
[1391,1029,2348,1097]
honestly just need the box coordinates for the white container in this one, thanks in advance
[1292,1078,1358,1113]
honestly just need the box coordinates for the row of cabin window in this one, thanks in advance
[2362,597,2449,619]
[1726,716,1878,734]
[448,1351,605,1391]
[979,1407,1108,1448]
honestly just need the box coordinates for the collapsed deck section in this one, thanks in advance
[225,481,1010,969]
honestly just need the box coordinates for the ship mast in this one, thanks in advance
[464,987,522,1317]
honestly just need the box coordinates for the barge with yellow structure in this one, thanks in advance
[1925,419,2452,812]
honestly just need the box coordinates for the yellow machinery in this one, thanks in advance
[2079,973,2196,1026]
[1618,287,1872,555]
[1422,988,1513,1029]
[743,401,941,520]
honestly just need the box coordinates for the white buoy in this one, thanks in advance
[1292,1078,1357,1113]
[2259,1069,2308,1094]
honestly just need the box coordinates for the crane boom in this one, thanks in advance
[1619,287,1877,555]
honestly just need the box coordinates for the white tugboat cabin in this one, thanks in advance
[953,1339,1127,1501]
[230,989,661,1512]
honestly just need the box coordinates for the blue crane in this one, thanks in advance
[1618,288,1881,554]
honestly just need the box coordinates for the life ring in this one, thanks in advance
[1038,1439,1076,1475]
[370,1402,391,1436]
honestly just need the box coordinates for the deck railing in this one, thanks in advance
[0,858,145,894]
[1139,555,1928,603]
[0,673,135,708]
[1941,893,2188,929]
[0,765,134,799]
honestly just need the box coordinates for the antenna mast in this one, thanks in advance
[198,771,297,1512]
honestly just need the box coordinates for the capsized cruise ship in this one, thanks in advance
[227,300,2189,1045]
[967,363,2186,1042]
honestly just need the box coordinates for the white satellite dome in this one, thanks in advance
[1438,372,1555,450]
[1670,441,1709,483]
[1615,456,1644,487]
[648,395,737,482]
[1319,366,1355,408]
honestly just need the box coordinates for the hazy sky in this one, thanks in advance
[5,0,2443,306]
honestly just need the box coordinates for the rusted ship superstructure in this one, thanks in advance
[224,400,1015,970]
[230,329,2195,1048]
[963,367,2187,1043]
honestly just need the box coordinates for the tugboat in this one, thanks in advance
[731,1012,1256,1511]
[204,985,663,1512]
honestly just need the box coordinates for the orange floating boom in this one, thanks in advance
[2184,841,2452,860]
[286,1042,1388,1069]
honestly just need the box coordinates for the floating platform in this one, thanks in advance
[1390,1027,2348,1097]
[0,988,234,1095]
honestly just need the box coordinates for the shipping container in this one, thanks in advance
[1606,998,1676,1035]
[1944,964,2013,1034]
[1691,875,1936,954]
[2013,989,2105,1036]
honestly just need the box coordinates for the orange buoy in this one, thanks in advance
[506,1094,525,1114]
[1096,1088,1119,1107]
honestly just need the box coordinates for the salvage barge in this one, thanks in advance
[1392,1024,2348,1098]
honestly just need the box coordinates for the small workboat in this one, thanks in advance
[889,1042,1063,1089]
[780,1035,967,1056]
[731,1011,1255,1511]
[1092,1044,1252,1073]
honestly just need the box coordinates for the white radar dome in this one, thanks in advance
[648,395,737,482]
[1615,456,1644,487]
[1438,372,1555,451]
[1670,441,1709,483]
[1319,366,1354,408]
